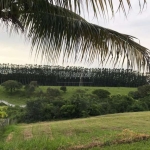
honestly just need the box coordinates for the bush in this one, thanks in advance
[25,99,53,122]
[69,94,90,118]
[137,84,150,98]
[88,104,101,116]
[75,89,86,94]
[92,89,110,99]
[128,91,141,99]
[60,105,75,118]
[25,98,65,122]
[110,95,134,113]
[47,87,61,97]
[60,86,67,93]
[139,95,150,109]
[0,106,8,118]
[30,81,38,87]
[24,84,35,97]
[128,101,148,112]
[6,106,26,122]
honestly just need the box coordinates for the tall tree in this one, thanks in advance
[0,0,150,69]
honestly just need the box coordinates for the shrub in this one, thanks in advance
[110,95,134,113]
[137,84,150,98]
[6,106,26,122]
[69,94,90,118]
[30,81,38,87]
[128,91,141,99]
[0,106,8,118]
[25,98,64,122]
[128,101,148,112]
[92,89,110,99]
[60,86,67,93]
[139,95,150,109]
[24,84,35,97]
[47,87,61,97]
[60,105,75,118]
[88,104,101,116]
[75,89,86,94]
[35,90,45,99]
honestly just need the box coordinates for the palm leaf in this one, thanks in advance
[0,0,149,70]
[18,2,149,70]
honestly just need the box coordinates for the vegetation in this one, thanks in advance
[0,64,147,87]
[17,92,150,123]
[1,1,149,69]
[1,112,150,150]
[1,85,146,123]
[1,80,22,93]
[24,81,39,98]
[92,89,110,98]
[0,86,136,105]
[60,86,67,93]
[128,84,150,99]
[0,106,8,118]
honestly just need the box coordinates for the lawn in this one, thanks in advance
[0,86,136,105]
[1,111,150,150]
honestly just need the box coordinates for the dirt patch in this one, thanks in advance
[23,127,33,140]
[40,125,54,140]
[67,141,106,150]
[6,132,13,142]
[113,129,150,144]
[67,129,150,150]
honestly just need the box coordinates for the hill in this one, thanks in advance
[0,86,136,105]
[1,111,150,150]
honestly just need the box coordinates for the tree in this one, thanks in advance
[24,81,38,97]
[30,81,38,88]
[1,80,22,93]
[0,1,150,69]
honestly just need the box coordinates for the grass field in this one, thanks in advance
[0,86,136,105]
[1,111,150,150]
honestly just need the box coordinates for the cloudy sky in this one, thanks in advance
[0,1,150,68]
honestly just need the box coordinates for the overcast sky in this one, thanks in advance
[0,1,150,68]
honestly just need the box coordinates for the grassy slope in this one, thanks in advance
[1,111,150,150]
[0,86,136,105]
[0,86,28,105]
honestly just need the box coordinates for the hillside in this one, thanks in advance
[0,86,136,105]
[1,111,150,150]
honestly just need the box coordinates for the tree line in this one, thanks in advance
[0,64,147,87]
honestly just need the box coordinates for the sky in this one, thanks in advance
[0,1,150,68]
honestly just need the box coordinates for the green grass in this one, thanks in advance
[1,111,150,150]
[0,86,136,105]
[0,86,29,105]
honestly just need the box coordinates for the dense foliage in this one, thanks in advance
[4,85,149,123]
[1,80,22,93]
[128,84,150,99]
[20,93,149,123]
[0,64,147,87]
[0,106,8,118]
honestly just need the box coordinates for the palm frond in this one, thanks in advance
[17,3,149,70]
[0,0,149,70]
